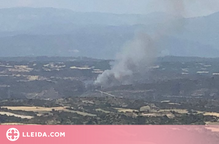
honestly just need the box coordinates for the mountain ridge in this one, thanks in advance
[0,7,218,58]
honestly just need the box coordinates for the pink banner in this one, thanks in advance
[0,125,219,144]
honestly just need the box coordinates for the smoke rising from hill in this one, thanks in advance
[95,1,185,87]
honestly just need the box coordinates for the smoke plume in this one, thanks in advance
[95,0,185,87]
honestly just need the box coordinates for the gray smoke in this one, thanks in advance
[95,0,185,87]
[95,33,156,87]
[165,0,185,16]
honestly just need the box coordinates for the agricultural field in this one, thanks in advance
[0,57,219,125]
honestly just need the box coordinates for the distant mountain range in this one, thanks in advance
[0,7,219,58]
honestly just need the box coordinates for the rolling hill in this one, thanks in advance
[0,7,218,58]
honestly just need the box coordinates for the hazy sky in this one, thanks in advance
[0,0,219,17]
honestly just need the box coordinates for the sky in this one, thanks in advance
[0,0,219,17]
